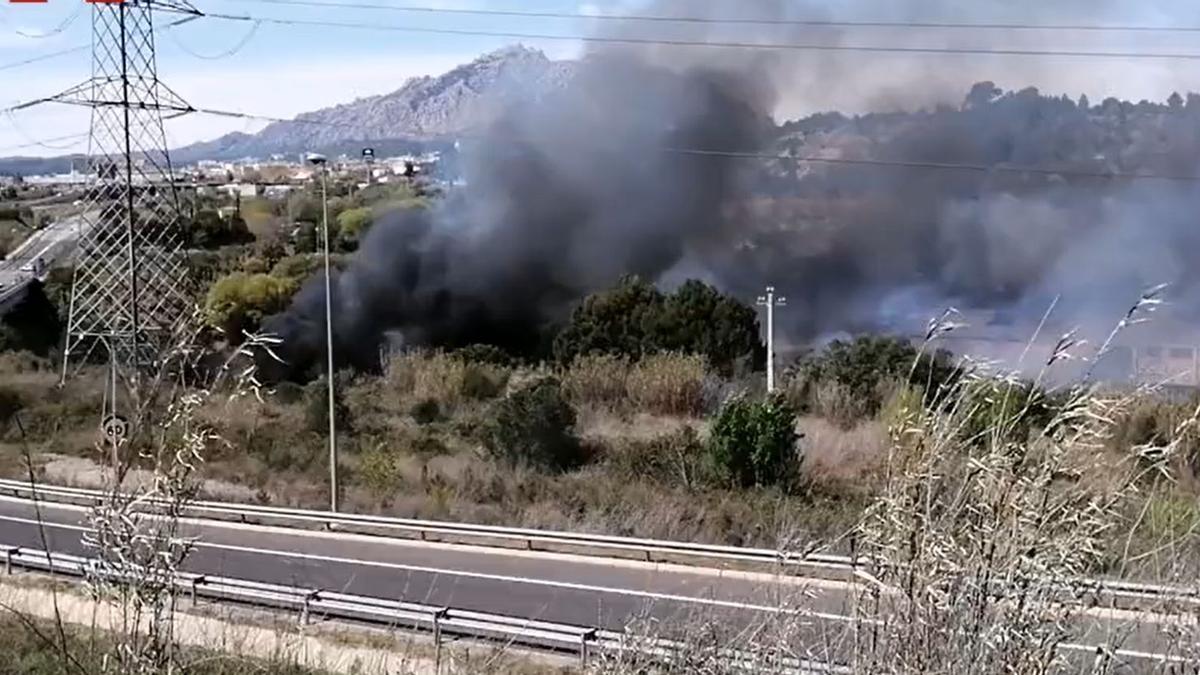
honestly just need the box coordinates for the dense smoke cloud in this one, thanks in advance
[266,0,1200,377]
[264,15,777,373]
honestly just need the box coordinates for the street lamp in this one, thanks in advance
[306,152,338,512]
[756,286,787,393]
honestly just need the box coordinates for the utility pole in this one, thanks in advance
[307,152,338,512]
[757,286,787,393]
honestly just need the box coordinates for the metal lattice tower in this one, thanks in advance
[53,0,200,373]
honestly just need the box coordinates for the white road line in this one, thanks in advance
[0,494,850,589]
[0,513,861,623]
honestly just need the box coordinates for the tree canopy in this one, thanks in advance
[204,272,298,340]
[553,276,762,372]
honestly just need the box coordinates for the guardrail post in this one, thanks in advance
[580,629,596,667]
[190,576,206,607]
[4,547,15,575]
[301,589,321,626]
[432,608,448,673]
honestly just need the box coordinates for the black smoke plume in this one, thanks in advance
[264,49,774,376]
[265,0,1200,379]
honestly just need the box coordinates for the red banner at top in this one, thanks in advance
[8,0,126,3]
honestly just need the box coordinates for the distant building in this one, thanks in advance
[216,182,258,198]
[262,184,295,199]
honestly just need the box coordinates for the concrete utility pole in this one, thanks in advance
[306,152,338,512]
[757,286,787,393]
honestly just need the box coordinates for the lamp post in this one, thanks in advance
[757,286,787,393]
[306,152,338,512]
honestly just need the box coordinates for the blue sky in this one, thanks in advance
[2,0,1200,157]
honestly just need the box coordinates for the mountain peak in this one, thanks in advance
[474,44,548,64]
[172,44,573,162]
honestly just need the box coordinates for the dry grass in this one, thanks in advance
[626,353,708,417]
[562,355,629,409]
[797,416,888,488]
[563,353,709,417]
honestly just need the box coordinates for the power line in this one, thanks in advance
[177,105,1200,183]
[164,17,261,60]
[10,94,1198,184]
[174,9,1200,61]
[0,131,89,154]
[237,0,1200,34]
[0,44,88,72]
[0,2,83,39]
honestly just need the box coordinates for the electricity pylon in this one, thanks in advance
[47,0,201,375]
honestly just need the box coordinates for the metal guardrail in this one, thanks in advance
[0,478,859,573]
[0,544,847,674]
[1,478,1197,613]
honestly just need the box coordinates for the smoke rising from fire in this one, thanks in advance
[265,0,1200,375]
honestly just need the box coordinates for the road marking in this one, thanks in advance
[0,494,850,589]
[0,512,861,623]
[0,514,1190,664]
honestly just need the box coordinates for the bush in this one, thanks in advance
[1110,396,1200,477]
[410,398,442,425]
[187,209,254,249]
[553,276,762,373]
[607,427,705,488]
[0,283,61,357]
[706,394,800,488]
[487,378,582,472]
[785,336,959,421]
[303,375,351,435]
[958,377,1064,446]
[204,272,298,340]
[359,444,401,495]
[0,385,23,434]
[335,206,373,251]
[386,351,509,408]
[452,344,516,368]
[461,364,507,400]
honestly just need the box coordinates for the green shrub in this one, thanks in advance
[958,377,1064,446]
[706,394,800,488]
[1110,396,1200,477]
[785,336,959,421]
[553,276,762,373]
[608,426,704,488]
[461,364,507,400]
[452,344,516,368]
[271,381,304,405]
[187,209,254,249]
[0,385,23,433]
[359,444,401,495]
[204,272,298,340]
[303,375,351,435]
[487,378,581,472]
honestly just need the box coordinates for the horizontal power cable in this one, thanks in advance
[175,9,1200,60]
[235,0,1200,34]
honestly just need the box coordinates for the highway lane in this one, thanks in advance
[0,497,848,634]
[0,211,91,313]
[0,496,1188,664]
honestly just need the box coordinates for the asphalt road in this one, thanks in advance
[0,212,89,313]
[0,496,1187,666]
